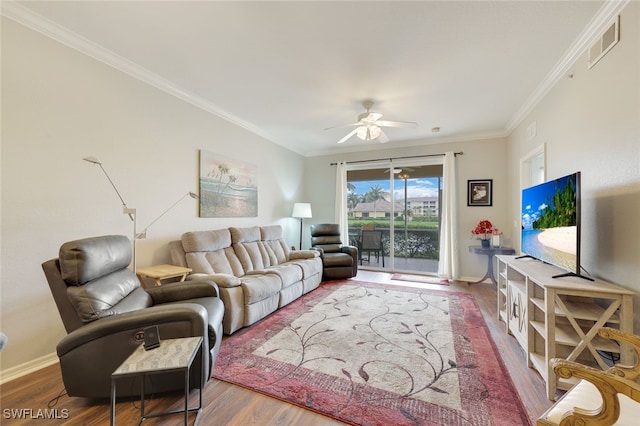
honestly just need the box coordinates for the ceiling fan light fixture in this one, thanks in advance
[329,100,416,144]
[369,125,382,139]
[356,126,368,140]
[357,125,381,140]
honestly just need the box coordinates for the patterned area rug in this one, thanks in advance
[213,281,530,426]
[391,273,450,285]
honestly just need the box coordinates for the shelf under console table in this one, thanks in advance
[495,255,635,400]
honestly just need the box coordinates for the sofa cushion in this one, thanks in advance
[241,274,282,305]
[264,264,303,288]
[182,229,231,252]
[260,225,283,241]
[182,230,245,277]
[260,225,289,265]
[289,256,323,279]
[231,226,269,272]
[230,226,261,243]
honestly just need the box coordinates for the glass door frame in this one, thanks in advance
[344,156,444,274]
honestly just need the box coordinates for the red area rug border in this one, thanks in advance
[213,279,531,426]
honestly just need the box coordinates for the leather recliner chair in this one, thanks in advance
[41,235,225,398]
[310,224,358,280]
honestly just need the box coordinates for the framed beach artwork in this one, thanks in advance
[199,150,258,217]
[467,179,493,207]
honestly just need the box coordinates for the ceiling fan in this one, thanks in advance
[384,167,415,175]
[326,100,418,144]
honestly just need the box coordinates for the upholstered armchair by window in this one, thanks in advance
[310,223,358,280]
[42,235,224,398]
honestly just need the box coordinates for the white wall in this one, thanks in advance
[303,136,511,281]
[507,3,640,328]
[1,18,306,373]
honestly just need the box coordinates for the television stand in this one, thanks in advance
[495,255,634,400]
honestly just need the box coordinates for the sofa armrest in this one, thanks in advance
[539,358,640,425]
[146,280,220,304]
[56,303,209,357]
[600,327,640,381]
[290,250,320,260]
[188,273,241,288]
[311,247,325,256]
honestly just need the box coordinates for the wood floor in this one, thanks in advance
[0,271,554,425]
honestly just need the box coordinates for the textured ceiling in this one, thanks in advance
[5,1,609,156]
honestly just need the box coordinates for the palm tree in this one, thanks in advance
[364,184,387,202]
[347,192,362,211]
[220,163,230,177]
[364,184,388,218]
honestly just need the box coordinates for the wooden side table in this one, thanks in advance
[468,245,515,285]
[136,264,192,288]
[111,336,203,425]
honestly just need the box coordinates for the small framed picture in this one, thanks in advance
[468,179,493,206]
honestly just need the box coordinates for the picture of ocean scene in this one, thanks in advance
[521,174,578,272]
[199,150,258,217]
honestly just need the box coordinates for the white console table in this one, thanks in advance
[495,255,634,400]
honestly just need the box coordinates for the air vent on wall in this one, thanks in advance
[588,15,620,69]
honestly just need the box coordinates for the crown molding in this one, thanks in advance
[304,129,509,157]
[3,0,628,156]
[1,0,284,149]
[505,0,630,134]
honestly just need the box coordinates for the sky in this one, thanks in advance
[521,173,577,229]
[350,177,440,199]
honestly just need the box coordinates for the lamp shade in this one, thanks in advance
[292,203,312,218]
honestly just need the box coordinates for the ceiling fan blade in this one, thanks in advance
[376,120,418,128]
[377,129,390,143]
[324,122,360,131]
[337,128,359,144]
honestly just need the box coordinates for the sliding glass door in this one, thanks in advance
[345,159,443,275]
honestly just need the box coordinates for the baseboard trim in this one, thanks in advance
[0,352,58,385]
[459,275,481,283]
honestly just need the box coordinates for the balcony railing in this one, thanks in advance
[348,227,439,261]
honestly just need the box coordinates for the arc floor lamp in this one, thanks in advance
[83,156,198,271]
[292,202,312,250]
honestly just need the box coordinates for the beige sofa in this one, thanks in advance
[170,225,322,334]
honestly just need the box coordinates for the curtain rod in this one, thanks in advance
[329,151,463,166]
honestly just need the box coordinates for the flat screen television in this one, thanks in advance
[521,171,591,280]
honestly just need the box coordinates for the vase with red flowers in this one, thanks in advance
[472,219,494,248]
